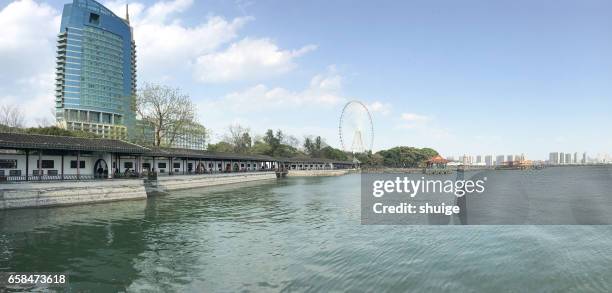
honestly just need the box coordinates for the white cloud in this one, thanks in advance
[207,68,345,112]
[195,38,316,83]
[0,0,60,126]
[104,0,253,82]
[106,0,314,84]
[400,113,431,122]
[368,101,392,115]
[398,113,432,129]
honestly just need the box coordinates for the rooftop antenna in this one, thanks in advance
[125,3,130,24]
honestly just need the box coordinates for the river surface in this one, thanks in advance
[1,167,612,292]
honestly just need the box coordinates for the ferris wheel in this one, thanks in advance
[339,101,374,154]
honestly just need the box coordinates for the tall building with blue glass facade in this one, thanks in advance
[55,0,136,140]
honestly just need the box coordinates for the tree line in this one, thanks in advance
[207,125,351,161]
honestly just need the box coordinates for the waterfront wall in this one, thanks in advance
[287,169,354,177]
[0,180,147,210]
[0,170,353,210]
[146,172,278,194]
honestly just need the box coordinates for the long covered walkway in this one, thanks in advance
[0,133,357,183]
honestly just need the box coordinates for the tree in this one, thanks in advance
[0,105,25,131]
[303,135,325,157]
[304,137,313,154]
[25,126,100,138]
[136,83,196,147]
[284,135,300,149]
[319,146,349,161]
[376,146,439,168]
[207,142,234,153]
[223,124,252,153]
[251,140,272,155]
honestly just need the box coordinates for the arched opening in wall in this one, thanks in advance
[94,159,108,179]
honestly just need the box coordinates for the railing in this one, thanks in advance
[151,169,276,177]
[0,167,354,184]
[0,175,98,183]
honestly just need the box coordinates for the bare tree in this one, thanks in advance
[223,124,252,153]
[31,107,57,128]
[284,134,301,149]
[136,83,196,147]
[0,104,25,131]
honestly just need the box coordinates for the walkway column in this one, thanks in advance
[76,150,80,180]
[38,149,42,181]
[25,150,29,181]
[61,153,64,180]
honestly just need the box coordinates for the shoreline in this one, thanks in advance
[0,169,355,210]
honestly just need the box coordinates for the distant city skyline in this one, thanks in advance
[1,0,611,158]
[448,151,612,164]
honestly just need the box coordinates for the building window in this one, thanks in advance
[0,170,4,176]
[124,162,133,169]
[142,163,151,170]
[48,170,59,176]
[70,161,86,168]
[173,163,180,169]
[9,170,21,176]
[89,13,100,25]
[158,163,166,169]
[0,159,17,169]
[38,160,54,169]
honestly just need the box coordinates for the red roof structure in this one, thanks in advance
[427,155,449,164]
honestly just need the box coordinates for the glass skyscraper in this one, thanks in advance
[55,0,136,140]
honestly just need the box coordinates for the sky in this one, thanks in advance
[0,0,611,160]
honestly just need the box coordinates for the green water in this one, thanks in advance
[1,171,612,292]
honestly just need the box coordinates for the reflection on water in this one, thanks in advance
[1,169,612,292]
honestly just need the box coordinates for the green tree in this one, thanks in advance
[207,142,234,153]
[251,141,272,155]
[25,126,100,138]
[319,146,349,161]
[376,146,439,168]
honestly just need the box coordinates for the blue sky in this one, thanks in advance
[0,0,611,159]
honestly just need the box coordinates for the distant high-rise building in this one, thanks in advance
[485,155,493,166]
[476,155,482,164]
[549,152,559,165]
[565,153,572,165]
[560,152,565,164]
[507,155,514,163]
[573,152,578,164]
[582,152,587,164]
[496,155,505,166]
[55,0,137,139]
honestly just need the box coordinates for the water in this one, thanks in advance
[1,167,612,292]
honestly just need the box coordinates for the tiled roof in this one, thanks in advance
[0,132,149,153]
[147,148,354,164]
[146,147,276,161]
[0,132,355,164]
